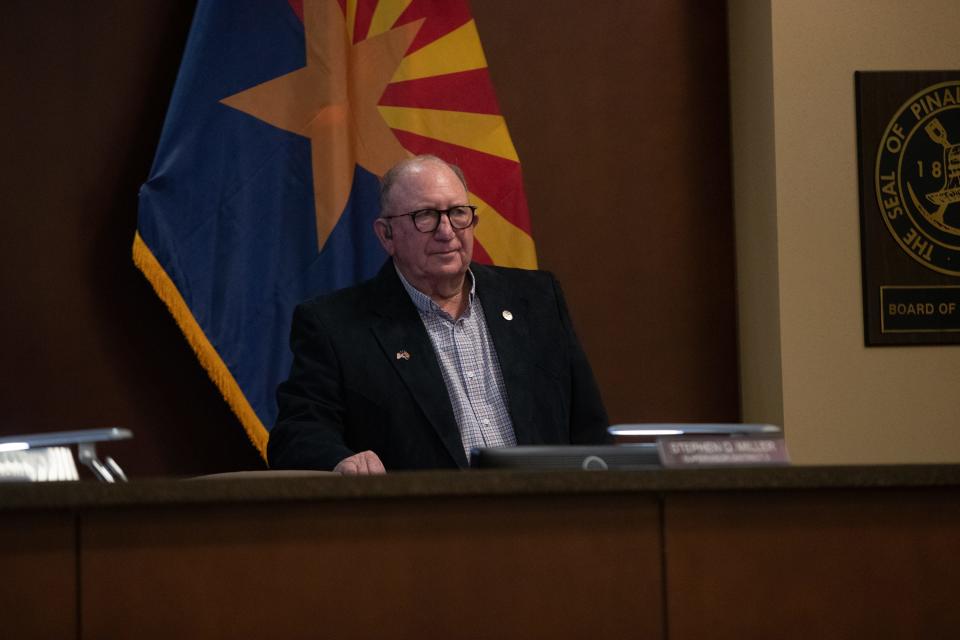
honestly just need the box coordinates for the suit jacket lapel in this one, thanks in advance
[368,263,469,468]
[473,265,538,445]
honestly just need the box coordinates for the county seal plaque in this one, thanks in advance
[856,71,960,345]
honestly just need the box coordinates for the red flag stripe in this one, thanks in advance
[471,239,493,265]
[352,0,378,43]
[394,0,473,55]
[380,69,501,115]
[392,129,532,235]
[288,0,305,21]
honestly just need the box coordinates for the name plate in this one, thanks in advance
[657,437,790,468]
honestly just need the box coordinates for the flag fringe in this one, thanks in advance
[132,232,269,460]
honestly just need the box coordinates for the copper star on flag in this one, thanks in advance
[221,0,420,251]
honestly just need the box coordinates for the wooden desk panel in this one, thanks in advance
[664,489,960,639]
[80,494,662,640]
[1,512,76,638]
[5,467,960,638]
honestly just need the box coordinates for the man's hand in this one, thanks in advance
[333,450,386,475]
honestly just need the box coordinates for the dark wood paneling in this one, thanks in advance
[1,512,76,637]
[0,1,265,476]
[472,0,739,424]
[6,470,960,637]
[81,494,662,639]
[665,489,960,638]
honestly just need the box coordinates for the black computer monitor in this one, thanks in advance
[470,444,660,470]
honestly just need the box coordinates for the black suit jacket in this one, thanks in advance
[268,261,609,471]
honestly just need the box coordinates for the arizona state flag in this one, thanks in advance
[134,0,536,456]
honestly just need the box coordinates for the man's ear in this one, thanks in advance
[373,218,395,254]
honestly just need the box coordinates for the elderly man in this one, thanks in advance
[268,155,608,474]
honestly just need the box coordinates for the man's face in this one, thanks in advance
[377,161,475,288]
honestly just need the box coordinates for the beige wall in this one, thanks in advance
[730,0,960,464]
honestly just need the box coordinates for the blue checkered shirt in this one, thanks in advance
[397,267,517,460]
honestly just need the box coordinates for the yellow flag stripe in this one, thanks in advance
[379,106,519,162]
[368,0,413,38]
[345,0,358,42]
[392,19,487,82]
[470,192,538,269]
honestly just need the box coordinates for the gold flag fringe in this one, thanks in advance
[132,231,269,460]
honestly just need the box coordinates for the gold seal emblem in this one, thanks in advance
[875,81,960,275]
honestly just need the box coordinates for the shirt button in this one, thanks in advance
[466,372,475,378]
[482,419,490,425]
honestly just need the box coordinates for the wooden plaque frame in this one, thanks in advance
[856,71,960,345]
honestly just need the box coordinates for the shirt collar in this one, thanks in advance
[395,263,476,319]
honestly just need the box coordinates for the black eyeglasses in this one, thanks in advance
[382,205,477,233]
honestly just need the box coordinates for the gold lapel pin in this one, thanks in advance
[502,310,514,321]
[396,350,411,360]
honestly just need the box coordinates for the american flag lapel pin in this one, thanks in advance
[396,350,411,361]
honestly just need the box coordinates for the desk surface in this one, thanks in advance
[2,463,959,510]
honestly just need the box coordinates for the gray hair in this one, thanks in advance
[379,155,468,215]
